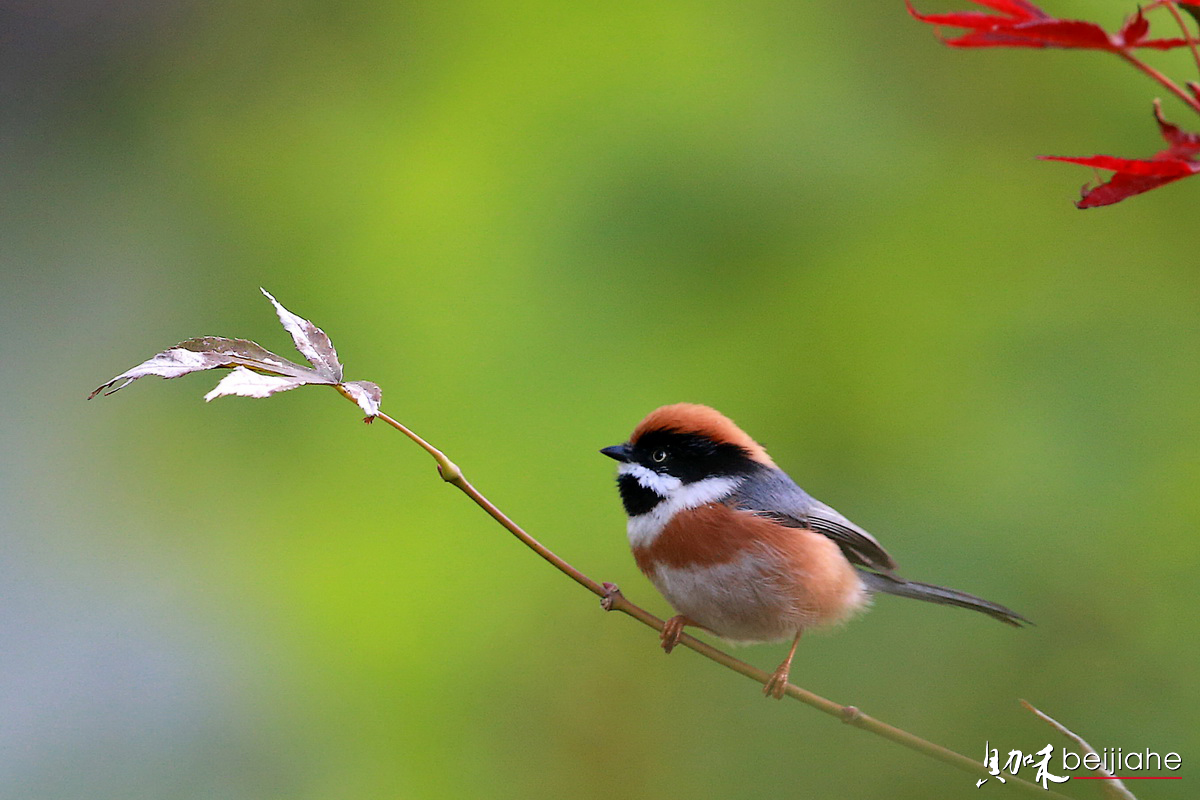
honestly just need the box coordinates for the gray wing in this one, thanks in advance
[726,468,898,576]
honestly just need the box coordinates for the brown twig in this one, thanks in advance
[1116,49,1200,116]
[352,395,1073,799]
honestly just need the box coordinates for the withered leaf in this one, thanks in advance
[261,288,343,382]
[339,380,383,417]
[90,289,382,417]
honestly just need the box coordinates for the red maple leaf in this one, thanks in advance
[1040,100,1200,207]
[905,1,1189,51]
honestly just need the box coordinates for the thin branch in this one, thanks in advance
[361,402,606,596]
[1022,702,1139,800]
[353,393,1072,800]
[1154,1,1200,79]
[1117,48,1200,115]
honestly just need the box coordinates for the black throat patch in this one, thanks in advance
[616,474,661,516]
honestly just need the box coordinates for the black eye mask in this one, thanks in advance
[631,430,758,484]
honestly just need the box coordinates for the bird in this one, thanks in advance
[600,403,1028,699]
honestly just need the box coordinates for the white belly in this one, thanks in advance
[646,550,867,644]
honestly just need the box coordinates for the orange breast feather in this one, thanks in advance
[632,503,865,628]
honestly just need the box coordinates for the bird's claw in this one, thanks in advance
[763,668,791,700]
[660,615,690,654]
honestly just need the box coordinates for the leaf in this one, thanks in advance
[204,367,313,401]
[1153,98,1200,156]
[1116,8,1149,48]
[906,0,1191,52]
[340,380,383,418]
[1039,153,1196,177]
[1058,166,1196,208]
[1039,100,1200,207]
[948,20,1115,50]
[90,290,383,418]
[88,336,320,398]
[261,288,343,382]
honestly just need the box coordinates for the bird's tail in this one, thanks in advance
[860,571,1030,627]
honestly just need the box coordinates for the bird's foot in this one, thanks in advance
[660,615,693,654]
[762,663,792,700]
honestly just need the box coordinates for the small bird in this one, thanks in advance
[601,403,1028,699]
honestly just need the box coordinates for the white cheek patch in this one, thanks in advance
[616,462,682,496]
[624,473,743,549]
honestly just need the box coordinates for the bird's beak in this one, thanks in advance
[600,443,631,463]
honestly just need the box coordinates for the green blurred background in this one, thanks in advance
[2,1,1196,798]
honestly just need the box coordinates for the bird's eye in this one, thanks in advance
[651,449,667,463]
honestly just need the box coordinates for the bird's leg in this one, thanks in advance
[763,631,803,699]
[660,615,697,654]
